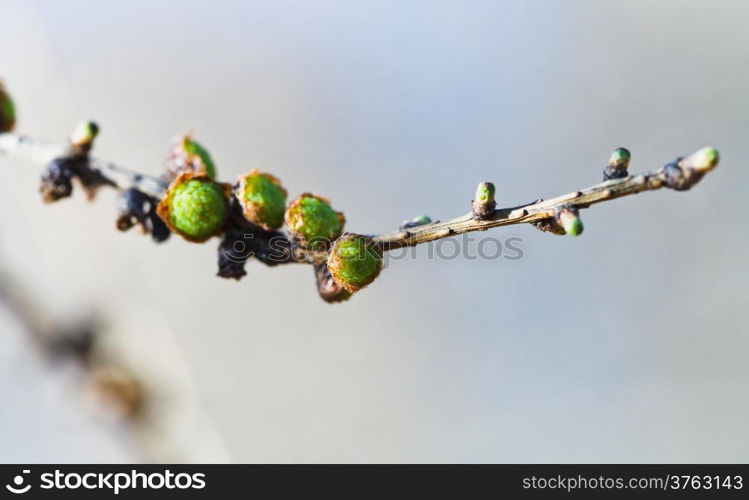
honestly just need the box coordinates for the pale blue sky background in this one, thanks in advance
[0,0,747,462]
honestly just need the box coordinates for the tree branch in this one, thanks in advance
[0,133,168,197]
[375,161,707,250]
[0,128,720,301]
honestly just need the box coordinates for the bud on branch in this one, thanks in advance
[0,82,721,302]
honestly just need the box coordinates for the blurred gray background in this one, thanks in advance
[0,0,747,463]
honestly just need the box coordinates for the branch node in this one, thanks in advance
[659,147,719,191]
[40,157,75,202]
[217,226,251,280]
[531,218,565,235]
[115,188,170,243]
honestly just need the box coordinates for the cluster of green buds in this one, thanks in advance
[157,136,348,251]
[603,147,631,181]
[326,234,384,292]
[555,206,584,237]
[472,181,496,219]
[165,134,217,179]
[152,135,387,293]
[0,81,16,133]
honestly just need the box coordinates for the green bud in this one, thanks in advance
[285,193,345,248]
[166,134,217,179]
[401,214,432,229]
[558,207,584,237]
[475,182,495,203]
[70,120,99,148]
[472,181,496,219]
[157,173,229,242]
[608,147,631,169]
[0,82,16,133]
[236,169,287,230]
[686,146,719,172]
[327,234,383,292]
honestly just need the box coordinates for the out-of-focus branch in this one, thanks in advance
[0,133,168,197]
[0,266,145,419]
[0,264,182,461]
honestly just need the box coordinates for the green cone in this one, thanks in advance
[166,134,217,179]
[285,193,345,248]
[327,234,383,292]
[157,173,229,242]
[236,170,287,230]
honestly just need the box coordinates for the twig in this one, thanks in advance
[0,133,167,197]
[0,265,151,446]
[1,131,718,248]
[377,168,687,249]
[0,128,720,300]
